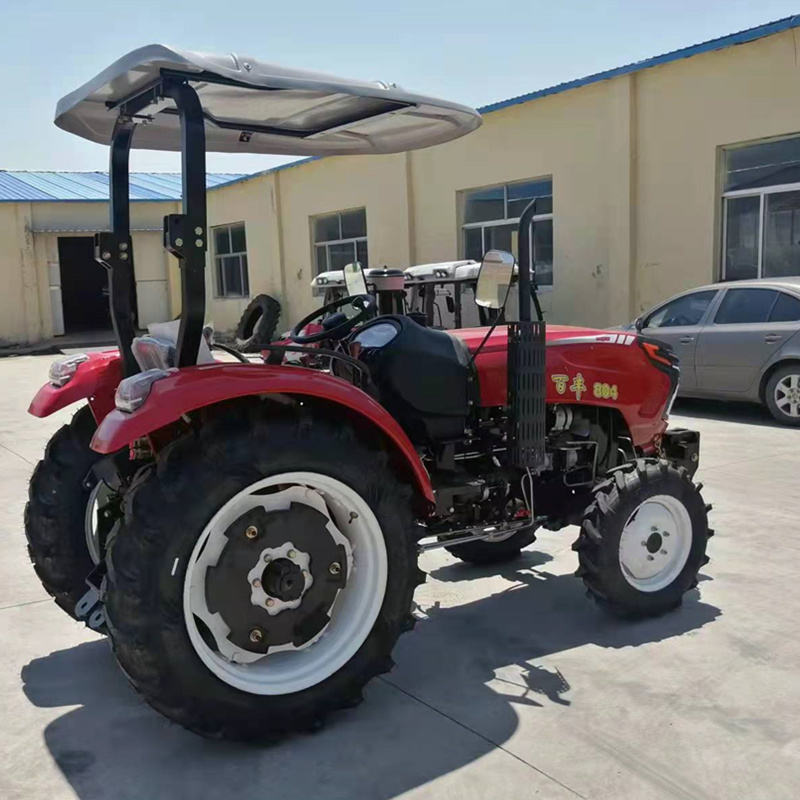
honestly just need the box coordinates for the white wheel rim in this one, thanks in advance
[775,374,800,418]
[618,494,692,592]
[183,472,388,695]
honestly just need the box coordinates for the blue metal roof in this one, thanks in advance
[0,171,245,202]
[479,15,800,114]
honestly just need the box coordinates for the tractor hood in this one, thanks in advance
[449,324,622,354]
[55,45,482,156]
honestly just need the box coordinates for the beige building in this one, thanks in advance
[3,17,800,346]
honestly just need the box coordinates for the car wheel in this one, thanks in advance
[765,365,800,426]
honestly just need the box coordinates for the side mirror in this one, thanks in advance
[343,262,368,297]
[634,316,645,332]
[475,250,515,309]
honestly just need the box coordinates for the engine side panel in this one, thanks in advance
[468,332,671,449]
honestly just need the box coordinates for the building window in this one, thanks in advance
[313,208,368,274]
[723,136,800,280]
[213,223,249,297]
[461,178,553,286]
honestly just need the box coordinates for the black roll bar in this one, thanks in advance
[95,119,139,377]
[516,199,544,323]
[162,79,208,368]
[97,77,209,374]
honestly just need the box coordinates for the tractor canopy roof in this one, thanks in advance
[55,45,482,156]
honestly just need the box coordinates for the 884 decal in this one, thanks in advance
[551,372,619,402]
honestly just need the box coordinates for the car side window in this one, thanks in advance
[768,292,800,323]
[714,289,778,324]
[645,290,717,329]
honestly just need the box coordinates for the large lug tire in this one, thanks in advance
[764,365,800,426]
[234,294,281,353]
[444,525,538,565]
[572,460,712,618]
[104,407,424,742]
[25,406,110,629]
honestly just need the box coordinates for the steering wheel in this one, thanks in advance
[290,294,377,344]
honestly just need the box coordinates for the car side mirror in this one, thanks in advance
[475,250,515,309]
[634,316,645,332]
[343,262,368,297]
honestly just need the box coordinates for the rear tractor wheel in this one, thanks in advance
[572,460,711,618]
[25,406,118,631]
[104,412,423,741]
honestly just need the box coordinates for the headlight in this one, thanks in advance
[115,369,173,413]
[49,353,89,387]
[317,277,328,286]
[131,336,175,372]
[434,269,449,279]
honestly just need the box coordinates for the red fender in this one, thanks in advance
[28,351,122,422]
[91,363,435,506]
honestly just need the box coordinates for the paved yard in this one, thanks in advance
[1,354,799,800]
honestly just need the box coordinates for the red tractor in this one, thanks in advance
[25,46,711,742]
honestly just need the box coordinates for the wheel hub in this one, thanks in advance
[776,375,800,417]
[618,495,693,592]
[202,489,351,658]
[246,540,313,615]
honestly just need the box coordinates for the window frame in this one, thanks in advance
[460,178,554,289]
[212,222,249,299]
[312,208,368,274]
[721,135,800,281]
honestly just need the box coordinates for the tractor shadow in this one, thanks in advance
[21,549,720,800]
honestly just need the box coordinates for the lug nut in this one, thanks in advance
[287,549,297,559]
[660,550,667,555]
[329,562,342,576]
[195,226,203,235]
[641,541,647,546]
[252,578,261,588]
[266,598,275,607]
[663,532,670,537]
[302,569,309,576]
[647,555,654,561]
[245,526,258,539]
[249,628,264,643]
[650,526,658,532]
[101,251,111,260]
[263,554,271,563]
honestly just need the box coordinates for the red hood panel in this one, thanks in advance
[448,324,611,353]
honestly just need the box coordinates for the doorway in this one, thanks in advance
[57,237,137,334]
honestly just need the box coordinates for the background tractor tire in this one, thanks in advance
[572,460,711,618]
[104,405,423,742]
[234,294,281,353]
[25,406,106,628]
[444,525,538,565]
[764,364,800,426]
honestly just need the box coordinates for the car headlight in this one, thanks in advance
[115,368,173,413]
[49,353,89,387]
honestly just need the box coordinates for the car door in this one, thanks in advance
[639,289,720,390]
[694,287,795,395]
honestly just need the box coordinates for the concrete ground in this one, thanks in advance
[1,354,798,800]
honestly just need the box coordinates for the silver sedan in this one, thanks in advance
[620,278,800,425]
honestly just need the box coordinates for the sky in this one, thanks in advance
[2,0,800,175]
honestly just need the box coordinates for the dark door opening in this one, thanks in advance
[58,237,136,334]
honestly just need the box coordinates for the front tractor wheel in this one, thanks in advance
[573,461,711,617]
[105,411,422,741]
